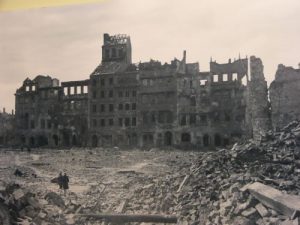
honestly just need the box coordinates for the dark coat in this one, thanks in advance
[62,175,69,190]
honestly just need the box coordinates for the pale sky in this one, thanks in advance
[0,0,300,112]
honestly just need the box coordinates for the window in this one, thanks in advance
[132,103,136,110]
[200,114,207,124]
[109,104,114,112]
[101,79,105,86]
[83,86,88,93]
[105,49,109,58]
[112,48,116,57]
[101,91,105,98]
[118,91,123,97]
[92,79,97,86]
[76,86,81,94]
[41,119,45,129]
[101,119,105,127]
[132,117,136,126]
[190,114,196,125]
[92,91,97,99]
[190,80,193,88]
[132,90,137,97]
[109,78,113,85]
[30,120,35,129]
[125,118,130,127]
[92,119,97,127]
[232,73,238,81]
[92,104,97,113]
[109,118,114,126]
[64,87,68,95]
[119,104,123,110]
[199,79,207,86]
[101,104,105,112]
[119,118,123,126]
[125,103,130,110]
[125,91,129,97]
[213,75,219,82]
[180,115,187,126]
[223,74,228,81]
[32,86,36,91]
[26,86,30,91]
[47,120,51,129]
[109,90,114,98]
[70,87,75,95]
[190,96,196,106]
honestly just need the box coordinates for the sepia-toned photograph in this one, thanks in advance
[0,0,300,224]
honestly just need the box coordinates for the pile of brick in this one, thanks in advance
[0,182,79,225]
[123,121,300,225]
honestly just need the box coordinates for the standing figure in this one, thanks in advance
[58,172,63,192]
[62,173,69,196]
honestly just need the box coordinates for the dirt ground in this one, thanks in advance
[0,147,203,224]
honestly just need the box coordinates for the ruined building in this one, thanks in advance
[15,33,297,149]
[0,108,15,146]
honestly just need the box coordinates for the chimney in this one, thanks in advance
[12,109,14,115]
[183,50,186,63]
[3,107,5,113]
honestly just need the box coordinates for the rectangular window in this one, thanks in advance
[223,74,228,81]
[132,90,137,97]
[92,104,97,113]
[41,119,45,129]
[92,91,97,99]
[109,118,114,126]
[125,103,130,110]
[118,104,123,110]
[64,87,68,95]
[47,120,51,129]
[101,79,105,86]
[109,78,113,85]
[83,86,88,93]
[119,118,123,126]
[180,115,187,126]
[213,75,219,82]
[76,86,81,94]
[118,91,123,97]
[125,118,130,127]
[70,86,75,95]
[125,91,129,97]
[26,86,30,92]
[232,73,238,81]
[109,104,114,112]
[101,119,105,127]
[101,104,105,112]
[132,103,136,110]
[101,91,105,98]
[30,120,35,129]
[190,114,196,125]
[93,119,97,127]
[109,90,114,98]
[132,117,136,126]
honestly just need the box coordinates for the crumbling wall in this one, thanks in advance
[270,64,300,130]
[248,56,271,141]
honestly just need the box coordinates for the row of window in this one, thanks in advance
[92,103,136,113]
[92,90,137,99]
[29,119,55,130]
[92,117,137,127]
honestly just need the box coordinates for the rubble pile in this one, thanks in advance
[124,121,300,224]
[0,181,78,225]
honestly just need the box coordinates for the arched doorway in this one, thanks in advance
[72,135,77,146]
[203,134,210,147]
[181,133,191,143]
[92,135,98,147]
[52,135,59,146]
[214,134,222,147]
[30,137,35,147]
[38,136,48,147]
[164,131,172,146]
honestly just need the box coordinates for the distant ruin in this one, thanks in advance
[11,33,300,149]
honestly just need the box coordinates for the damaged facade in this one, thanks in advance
[0,108,15,146]
[14,33,297,149]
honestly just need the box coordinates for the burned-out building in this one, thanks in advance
[15,33,285,149]
[0,108,15,147]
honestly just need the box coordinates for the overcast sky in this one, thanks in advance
[0,0,300,112]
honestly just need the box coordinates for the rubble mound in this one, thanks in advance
[126,121,300,224]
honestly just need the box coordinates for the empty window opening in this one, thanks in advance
[26,86,30,91]
[64,87,68,95]
[83,86,88,94]
[132,103,136,110]
[101,119,105,127]
[125,118,130,127]
[76,86,81,94]
[92,119,97,127]
[125,103,130,110]
[213,75,219,82]
[32,86,36,91]
[118,91,123,97]
[223,74,228,81]
[100,104,105,112]
[109,104,114,112]
[242,76,248,86]
[119,118,123,126]
[190,114,196,125]
[109,118,114,126]
[101,91,105,98]
[232,73,238,81]
[132,117,136,126]
[119,104,123,110]
[180,115,187,126]
[92,91,97,99]
[199,80,207,86]
[109,90,113,98]
[70,87,75,95]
